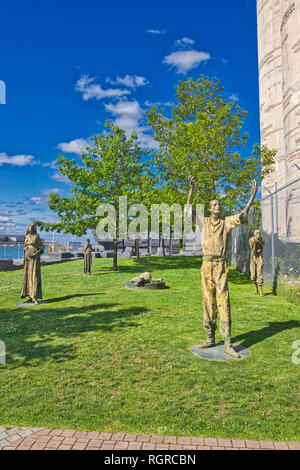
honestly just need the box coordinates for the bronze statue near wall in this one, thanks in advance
[198,180,258,358]
[249,230,264,296]
[21,224,45,305]
[84,239,92,275]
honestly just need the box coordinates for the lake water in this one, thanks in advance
[0,246,49,260]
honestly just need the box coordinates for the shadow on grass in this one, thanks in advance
[92,271,123,276]
[2,302,148,367]
[45,292,104,304]
[232,320,300,348]
[113,256,203,273]
[46,293,105,303]
[227,268,251,285]
[111,257,253,286]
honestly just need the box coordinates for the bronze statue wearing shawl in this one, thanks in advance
[84,239,92,275]
[21,224,45,305]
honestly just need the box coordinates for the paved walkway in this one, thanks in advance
[0,426,299,450]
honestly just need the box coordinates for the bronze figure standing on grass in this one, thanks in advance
[198,180,258,358]
[249,230,264,296]
[21,224,45,305]
[84,239,92,275]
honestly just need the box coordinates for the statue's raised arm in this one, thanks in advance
[242,179,258,216]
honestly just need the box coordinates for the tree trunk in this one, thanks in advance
[162,237,166,257]
[113,200,118,271]
[136,238,140,262]
[113,239,118,271]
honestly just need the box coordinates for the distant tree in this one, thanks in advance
[146,76,276,214]
[35,122,151,271]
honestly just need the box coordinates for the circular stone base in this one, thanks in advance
[16,301,47,307]
[125,280,166,290]
[190,342,250,362]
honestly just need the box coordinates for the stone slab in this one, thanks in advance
[16,301,48,307]
[190,342,250,362]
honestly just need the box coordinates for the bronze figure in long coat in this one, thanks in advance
[84,239,92,274]
[21,224,45,304]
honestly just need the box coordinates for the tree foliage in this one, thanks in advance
[146,76,276,214]
[35,122,152,269]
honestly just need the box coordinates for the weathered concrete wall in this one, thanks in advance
[257,0,300,242]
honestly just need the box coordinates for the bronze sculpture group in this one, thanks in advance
[20,180,264,360]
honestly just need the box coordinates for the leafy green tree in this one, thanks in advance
[146,76,276,214]
[35,122,151,271]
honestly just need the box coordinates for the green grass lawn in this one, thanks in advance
[0,256,299,441]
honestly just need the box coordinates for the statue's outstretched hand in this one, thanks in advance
[188,174,195,188]
[250,179,258,198]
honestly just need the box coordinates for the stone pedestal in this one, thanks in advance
[16,301,47,307]
[190,342,250,362]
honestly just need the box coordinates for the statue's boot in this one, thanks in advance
[224,337,241,359]
[253,282,259,294]
[198,330,215,349]
[259,285,263,297]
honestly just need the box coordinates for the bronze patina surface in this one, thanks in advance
[198,180,258,359]
[249,230,264,296]
[84,239,92,275]
[21,224,45,305]
[126,272,166,290]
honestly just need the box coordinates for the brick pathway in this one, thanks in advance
[0,426,299,450]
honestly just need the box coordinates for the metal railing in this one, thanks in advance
[262,163,300,281]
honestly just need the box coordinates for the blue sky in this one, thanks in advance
[0,0,259,241]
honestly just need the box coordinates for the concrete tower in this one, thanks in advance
[257,0,300,242]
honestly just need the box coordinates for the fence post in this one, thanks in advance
[264,186,276,282]
[270,194,275,279]
[275,182,279,234]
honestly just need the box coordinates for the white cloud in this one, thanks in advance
[137,129,159,150]
[25,197,44,205]
[163,50,210,74]
[41,188,60,196]
[0,222,24,230]
[105,99,158,150]
[105,100,143,131]
[75,74,130,101]
[229,93,239,102]
[42,159,70,184]
[51,172,71,184]
[146,29,166,35]
[57,137,92,154]
[16,196,47,207]
[0,216,12,222]
[106,75,149,89]
[0,153,38,167]
[0,210,26,216]
[174,37,195,48]
[42,160,58,170]
[144,100,174,107]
